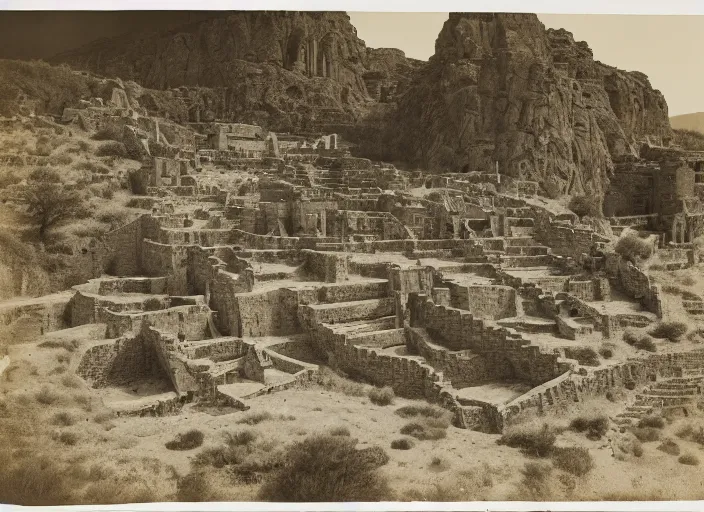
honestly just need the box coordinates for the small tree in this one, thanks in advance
[569,195,602,218]
[10,168,85,239]
[615,233,653,264]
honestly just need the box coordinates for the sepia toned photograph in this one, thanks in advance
[2,5,704,507]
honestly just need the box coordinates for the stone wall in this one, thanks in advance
[604,252,662,317]
[449,283,516,320]
[76,335,167,388]
[302,250,349,283]
[103,304,211,340]
[501,348,704,426]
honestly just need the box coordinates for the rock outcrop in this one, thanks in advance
[385,13,673,198]
[49,11,423,132]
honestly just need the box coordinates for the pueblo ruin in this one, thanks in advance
[2,11,704,503]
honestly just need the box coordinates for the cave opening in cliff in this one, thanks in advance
[285,30,305,71]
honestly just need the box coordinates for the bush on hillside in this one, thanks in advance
[615,234,653,264]
[258,435,392,501]
[569,414,609,440]
[497,423,556,457]
[551,446,594,476]
[649,321,688,342]
[368,386,394,406]
[569,195,602,218]
[165,430,204,451]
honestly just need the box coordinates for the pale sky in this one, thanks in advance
[348,12,704,117]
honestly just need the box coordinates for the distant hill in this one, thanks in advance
[671,112,704,134]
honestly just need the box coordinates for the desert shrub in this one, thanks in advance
[176,471,212,502]
[93,411,115,424]
[142,297,163,312]
[96,205,130,230]
[679,453,700,466]
[637,415,665,429]
[569,414,609,440]
[36,386,60,405]
[368,386,394,406]
[48,153,73,166]
[517,462,553,500]
[634,335,657,352]
[675,424,704,445]
[632,441,644,457]
[75,160,110,174]
[649,321,688,342]
[61,375,83,389]
[400,421,447,441]
[429,455,450,471]
[56,350,72,364]
[615,234,653,264]
[551,446,594,476]
[165,429,204,451]
[0,455,73,505]
[598,346,613,359]
[51,411,77,427]
[390,438,414,450]
[193,446,244,469]
[0,170,22,189]
[314,367,366,397]
[569,195,601,218]
[236,411,273,425]
[395,404,448,419]
[329,426,351,437]
[657,439,680,456]
[57,431,79,446]
[95,141,127,158]
[497,423,556,457]
[258,435,392,502]
[222,429,257,448]
[38,338,79,352]
[623,329,639,346]
[630,426,661,443]
[91,128,117,141]
[565,347,600,366]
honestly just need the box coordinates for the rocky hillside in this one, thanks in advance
[671,112,704,134]
[49,11,424,132]
[383,13,673,198]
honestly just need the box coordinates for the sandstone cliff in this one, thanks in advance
[386,13,673,198]
[49,11,423,132]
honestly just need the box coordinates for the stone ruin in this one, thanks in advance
[3,74,704,433]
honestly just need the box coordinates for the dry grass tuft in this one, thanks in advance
[498,423,556,457]
[368,386,394,406]
[165,429,204,451]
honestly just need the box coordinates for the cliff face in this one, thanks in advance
[388,13,673,198]
[49,11,422,132]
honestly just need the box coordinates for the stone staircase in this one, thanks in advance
[613,374,703,425]
[297,278,412,352]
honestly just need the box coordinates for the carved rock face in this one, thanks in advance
[49,12,422,132]
[388,13,673,199]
